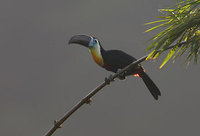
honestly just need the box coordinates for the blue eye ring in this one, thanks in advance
[89,37,98,47]
[94,39,98,44]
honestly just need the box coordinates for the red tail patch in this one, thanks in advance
[133,69,145,77]
[134,74,140,77]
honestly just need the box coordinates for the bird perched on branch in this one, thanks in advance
[69,35,161,100]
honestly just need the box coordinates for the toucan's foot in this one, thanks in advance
[116,69,126,80]
[86,98,92,104]
[105,74,114,85]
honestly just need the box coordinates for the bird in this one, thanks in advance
[68,35,161,100]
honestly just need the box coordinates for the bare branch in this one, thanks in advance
[44,41,186,136]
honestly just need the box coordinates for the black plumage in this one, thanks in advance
[100,46,161,100]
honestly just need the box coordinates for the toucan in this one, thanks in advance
[69,35,161,100]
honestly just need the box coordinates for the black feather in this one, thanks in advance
[139,71,161,100]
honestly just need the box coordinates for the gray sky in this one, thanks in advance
[0,0,199,136]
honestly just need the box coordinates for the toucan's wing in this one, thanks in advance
[102,50,136,72]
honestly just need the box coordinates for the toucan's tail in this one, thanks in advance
[138,71,161,100]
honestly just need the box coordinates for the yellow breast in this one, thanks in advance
[90,49,104,67]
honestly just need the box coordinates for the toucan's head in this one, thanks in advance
[68,35,100,49]
[68,35,104,67]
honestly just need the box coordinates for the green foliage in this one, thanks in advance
[145,0,200,68]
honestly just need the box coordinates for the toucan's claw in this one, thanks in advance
[117,69,127,80]
[105,74,114,85]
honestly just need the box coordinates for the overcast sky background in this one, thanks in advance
[0,0,199,136]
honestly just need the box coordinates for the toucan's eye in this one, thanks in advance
[94,39,97,43]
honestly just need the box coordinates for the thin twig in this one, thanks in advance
[44,41,186,136]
